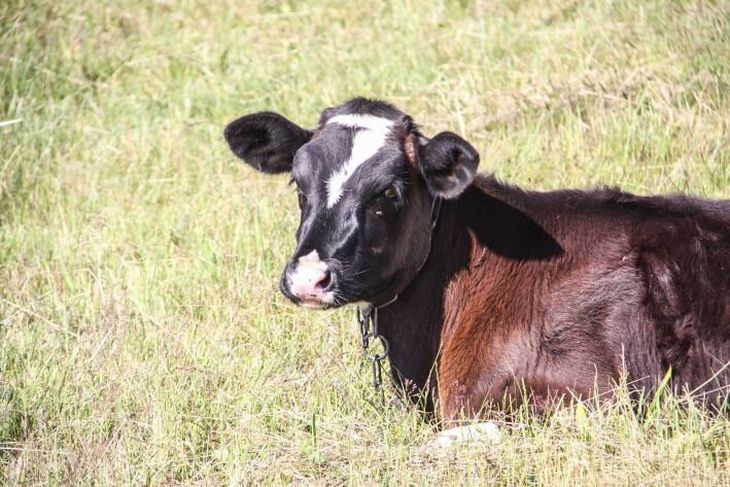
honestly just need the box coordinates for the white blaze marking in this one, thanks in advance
[325,114,394,207]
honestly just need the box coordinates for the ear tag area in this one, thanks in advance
[404,133,418,168]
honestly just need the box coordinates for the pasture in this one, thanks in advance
[1,0,729,484]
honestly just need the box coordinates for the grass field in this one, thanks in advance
[1,0,729,484]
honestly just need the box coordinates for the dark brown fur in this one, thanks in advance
[379,175,730,419]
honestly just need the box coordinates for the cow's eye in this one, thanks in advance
[384,185,398,200]
[297,189,307,209]
[370,185,399,218]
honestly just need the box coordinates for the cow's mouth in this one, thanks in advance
[297,297,333,309]
[280,260,402,310]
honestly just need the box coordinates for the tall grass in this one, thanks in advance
[1,0,728,484]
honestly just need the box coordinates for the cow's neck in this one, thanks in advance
[376,194,470,410]
[375,181,563,412]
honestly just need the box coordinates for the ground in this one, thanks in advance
[1,0,728,485]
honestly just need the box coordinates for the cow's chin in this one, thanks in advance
[294,293,344,310]
[297,299,332,310]
[295,293,366,310]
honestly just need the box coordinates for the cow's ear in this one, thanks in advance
[417,132,479,199]
[224,112,313,174]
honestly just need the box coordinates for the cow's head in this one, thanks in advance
[224,98,479,308]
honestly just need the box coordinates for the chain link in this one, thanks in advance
[354,198,439,406]
[357,305,389,403]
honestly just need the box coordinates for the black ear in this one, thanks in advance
[224,112,313,174]
[418,132,479,199]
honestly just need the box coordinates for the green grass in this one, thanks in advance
[1,0,728,484]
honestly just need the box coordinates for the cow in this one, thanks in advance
[224,97,730,421]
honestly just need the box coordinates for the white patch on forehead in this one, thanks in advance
[325,114,394,208]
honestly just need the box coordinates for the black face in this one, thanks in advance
[281,116,432,308]
[224,98,479,309]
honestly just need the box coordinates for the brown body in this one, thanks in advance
[379,176,730,418]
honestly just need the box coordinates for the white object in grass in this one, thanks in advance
[431,422,502,448]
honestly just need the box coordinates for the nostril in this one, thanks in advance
[316,269,332,291]
[287,258,334,300]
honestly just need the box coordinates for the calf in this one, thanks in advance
[224,98,730,418]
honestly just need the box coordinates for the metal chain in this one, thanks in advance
[357,305,389,404]
[354,196,441,404]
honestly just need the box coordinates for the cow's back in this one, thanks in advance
[443,178,730,412]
